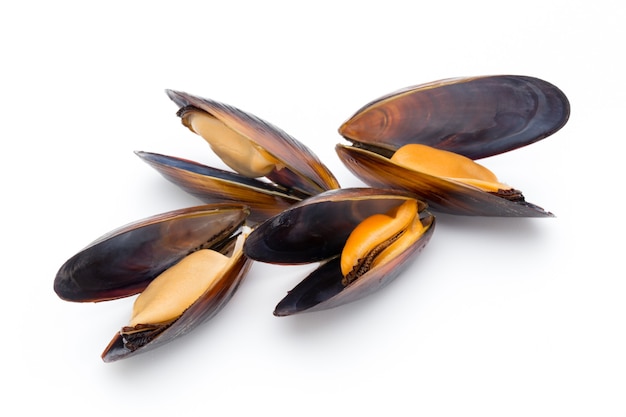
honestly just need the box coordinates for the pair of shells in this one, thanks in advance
[54,75,570,361]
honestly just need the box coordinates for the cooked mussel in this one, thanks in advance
[54,204,253,362]
[244,188,435,315]
[337,75,570,216]
[137,90,340,223]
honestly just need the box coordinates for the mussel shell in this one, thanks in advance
[339,75,570,160]
[167,90,340,196]
[54,204,249,302]
[101,239,252,362]
[336,144,553,217]
[244,188,435,315]
[136,151,300,224]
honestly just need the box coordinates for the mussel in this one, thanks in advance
[54,204,253,362]
[336,75,570,216]
[137,90,340,224]
[244,188,435,315]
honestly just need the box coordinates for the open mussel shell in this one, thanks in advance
[336,144,553,217]
[166,89,340,196]
[336,75,569,216]
[54,204,249,302]
[244,188,435,315]
[101,231,252,362]
[339,75,570,160]
[136,151,300,224]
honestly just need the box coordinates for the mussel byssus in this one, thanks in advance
[137,90,340,224]
[336,75,570,216]
[54,204,253,362]
[244,188,435,315]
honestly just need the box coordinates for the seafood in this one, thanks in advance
[55,75,570,361]
[54,204,252,362]
[244,188,435,315]
[336,75,570,216]
[136,91,340,223]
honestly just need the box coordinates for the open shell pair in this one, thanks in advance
[244,188,435,316]
[336,75,570,216]
[137,90,340,224]
[55,204,252,362]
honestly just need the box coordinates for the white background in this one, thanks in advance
[2,1,624,415]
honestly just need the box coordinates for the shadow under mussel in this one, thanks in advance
[244,188,435,316]
[336,75,570,217]
[137,90,340,224]
[54,204,253,362]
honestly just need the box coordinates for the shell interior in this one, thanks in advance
[336,144,553,217]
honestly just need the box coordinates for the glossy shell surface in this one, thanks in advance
[136,151,300,224]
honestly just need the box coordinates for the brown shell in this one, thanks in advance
[54,204,249,302]
[244,188,435,315]
[336,144,553,217]
[167,90,340,196]
[339,75,569,160]
[136,151,300,224]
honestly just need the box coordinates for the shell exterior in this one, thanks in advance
[166,89,340,196]
[54,204,249,302]
[339,75,570,160]
[244,188,435,315]
[336,75,570,216]
[136,151,300,224]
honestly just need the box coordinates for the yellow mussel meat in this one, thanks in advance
[390,144,512,194]
[340,199,424,285]
[125,232,247,330]
[179,107,284,178]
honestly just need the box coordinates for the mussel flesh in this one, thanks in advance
[244,188,435,315]
[337,75,570,216]
[54,204,253,362]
